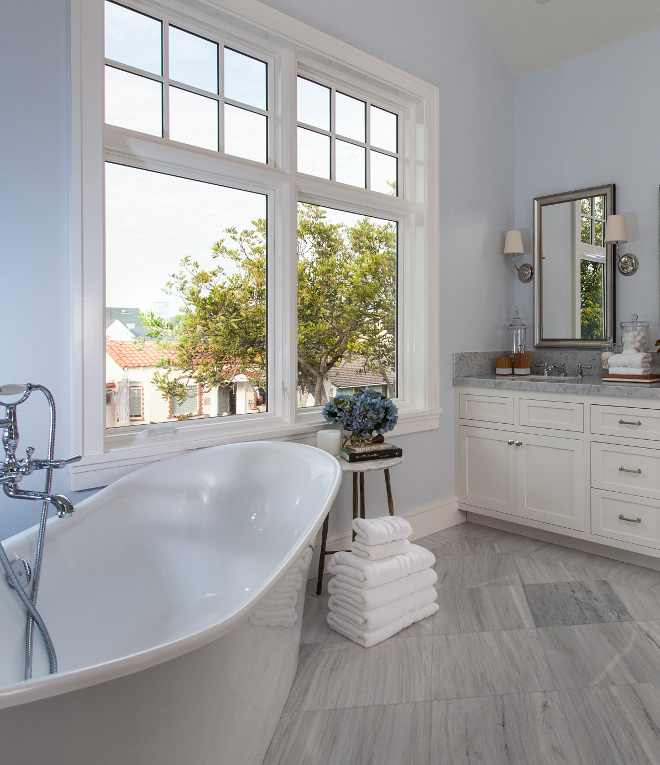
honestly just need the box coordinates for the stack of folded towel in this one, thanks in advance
[607,351,652,376]
[326,516,438,647]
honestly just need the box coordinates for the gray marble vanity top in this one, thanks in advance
[453,374,660,399]
[453,350,660,399]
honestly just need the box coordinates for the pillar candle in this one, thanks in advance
[317,429,341,456]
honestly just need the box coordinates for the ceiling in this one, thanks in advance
[463,0,660,77]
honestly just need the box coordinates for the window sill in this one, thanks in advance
[69,408,442,491]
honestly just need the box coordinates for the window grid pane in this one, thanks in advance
[296,75,399,194]
[104,3,269,163]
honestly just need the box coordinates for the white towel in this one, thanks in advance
[352,516,413,546]
[327,568,438,610]
[351,538,411,560]
[327,602,439,648]
[608,352,652,368]
[607,366,651,376]
[327,544,435,588]
[329,587,437,632]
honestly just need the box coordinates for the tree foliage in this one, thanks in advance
[580,260,604,340]
[143,204,396,406]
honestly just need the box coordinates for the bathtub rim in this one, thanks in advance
[0,441,341,710]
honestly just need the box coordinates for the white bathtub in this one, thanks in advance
[0,441,341,765]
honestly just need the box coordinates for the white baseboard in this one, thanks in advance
[308,496,464,580]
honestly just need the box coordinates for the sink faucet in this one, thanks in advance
[577,364,592,379]
[554,363,567,378]
[535,363,554,377]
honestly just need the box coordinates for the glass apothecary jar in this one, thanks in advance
[507,307,526,355]
[620,314,650,354]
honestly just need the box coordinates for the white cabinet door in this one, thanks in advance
[516,433,585,531]
[459,426,517,515]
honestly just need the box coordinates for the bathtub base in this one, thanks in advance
[0,602,303,765]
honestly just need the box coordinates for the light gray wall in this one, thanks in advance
[0,0,515,540]
[515,27,660,346]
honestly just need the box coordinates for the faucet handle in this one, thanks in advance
[32,454,82,471]
[577,364,592,378]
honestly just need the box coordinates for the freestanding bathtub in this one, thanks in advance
[0,441,341,765]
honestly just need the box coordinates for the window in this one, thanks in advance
[171,385,199,417]
[576,197,606,339]
[129,385,143,420]
[71,0,440,489]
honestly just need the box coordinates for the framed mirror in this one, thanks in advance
[533,184,615,347]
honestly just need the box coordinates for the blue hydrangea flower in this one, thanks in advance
[322,388,398,441]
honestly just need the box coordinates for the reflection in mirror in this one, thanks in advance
[534,185,614,348]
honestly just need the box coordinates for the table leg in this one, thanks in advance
[316,513,329,595]
[359,472,366,520]
[384,468,394,516]
[352,472,358,542]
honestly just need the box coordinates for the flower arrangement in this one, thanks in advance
[322,388,398,446]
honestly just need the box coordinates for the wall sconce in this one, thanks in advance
[504,230,533,282]
[604,214,639,275]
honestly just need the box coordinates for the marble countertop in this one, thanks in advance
[453,374,660,399]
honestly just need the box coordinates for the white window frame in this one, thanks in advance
[70,0,441,490]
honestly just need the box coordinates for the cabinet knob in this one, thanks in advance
[515,441,523,446]
[508,439,514,445]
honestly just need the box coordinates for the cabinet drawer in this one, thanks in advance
[591,442,660,500]
[519,399,583,432]
[591,489,660,551]
[459,394,514,425]
[591,404,660,441]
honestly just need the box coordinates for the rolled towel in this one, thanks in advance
[327,544,435,588]
[352,516,412,546]
[327,602,439,648]
[608,352,652,368]
[607,366,651,376]
[328,568,438,610]
[329,587,437,632]
[352,538,411,560]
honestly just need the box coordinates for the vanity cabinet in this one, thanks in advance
[457,389,660,560]
[459,423,585,531]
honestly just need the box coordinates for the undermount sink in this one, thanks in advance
[524,375,582,382]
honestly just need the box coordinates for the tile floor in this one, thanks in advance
[262,521,660,765]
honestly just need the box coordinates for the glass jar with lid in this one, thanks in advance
[620,314,650,354]
[506,307,526,355]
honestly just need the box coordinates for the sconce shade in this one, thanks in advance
[504,230,524,255]
[605,215,628,243]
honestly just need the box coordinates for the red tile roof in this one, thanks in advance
[106,341,178,369]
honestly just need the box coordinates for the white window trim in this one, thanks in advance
[69,0,441,491]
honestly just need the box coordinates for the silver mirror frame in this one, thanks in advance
[533,184,615,348]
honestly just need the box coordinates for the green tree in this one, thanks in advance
[580,260,604,340]
[143,205,396,407]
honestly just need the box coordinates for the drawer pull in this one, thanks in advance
[619,466,642,474]
[619,419,642,426]
[619,514,642,524]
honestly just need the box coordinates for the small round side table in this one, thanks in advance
[316,456,405,594]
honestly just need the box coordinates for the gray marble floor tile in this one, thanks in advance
[423,524,470,546]
[431,629,554,699]
[538,622,660,690]
[262,702,432,765]
[282,642,325,715]
[301,593,350,645]
[296,635,434,711]
[610,583,660,622]
[558,684,660,765]
[523,581,632,628]
[431,691,582,765]
[434,553,521,589]
[433,585,535,634]
[513,552,586,584]
[578,556,660,588]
